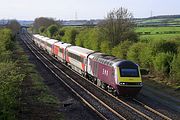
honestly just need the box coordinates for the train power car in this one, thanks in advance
[87,53,142,96]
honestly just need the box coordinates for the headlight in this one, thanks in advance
[119,82,126,85]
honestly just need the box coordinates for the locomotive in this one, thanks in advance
[33,34,142,96]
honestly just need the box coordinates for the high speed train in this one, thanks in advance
[33,34,142,96]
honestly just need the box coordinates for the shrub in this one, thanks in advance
[62,27,79,45]
[170,52,180,85]
[127,42,146,64]
[75,28,88,47]
[100,41,111,54]
[87,28,101,51]
[76,28,101,51]
[150,40,179,55]
[0,62,25,119]
[39,26,46,34]
[112,40,132,59]
[153,52,174,75]
[0,29,13,53]
[47,24,59,38]
[139,44,153,68]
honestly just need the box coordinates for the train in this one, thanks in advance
[32,34,143,96]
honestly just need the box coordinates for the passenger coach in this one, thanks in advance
[66,46,94,75]
[53,42,71,63]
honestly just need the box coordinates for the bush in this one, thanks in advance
[0,62,25,119]
[127,42,146,64]
[39,26,46,34]
[0,29,13,53]
[62,27,79,45]
[76,28,101,51]
[75,28,88,47]
[0,28,25,119]
[139,44,153,68]
[170,52,180,85]
[87,28,101,51]
[153,52,174,74]
[100,41,111,54]
[47,24,59,38]
[150,40,179,55]
[112,40,132,59]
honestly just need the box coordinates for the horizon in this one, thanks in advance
[0,0,180,20]
[0,14,180,21]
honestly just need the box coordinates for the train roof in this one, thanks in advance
[113,60,139,68]
[89,52,121,66]
[55,42,71,49]
[67,46,94,57]
[46,39,58,45]
[33,34,40,37]
[54,41,64,46]
[33,34,44,39]
[40,36,50,42]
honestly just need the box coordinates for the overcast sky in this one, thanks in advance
[0,0,179,20]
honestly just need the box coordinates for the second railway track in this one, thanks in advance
[20,33,172,120]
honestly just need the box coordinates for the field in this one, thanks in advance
[136,26,180,41]
[137,17,180,26]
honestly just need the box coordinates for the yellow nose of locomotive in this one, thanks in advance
[117,67,142,86]
[116,65,142,96]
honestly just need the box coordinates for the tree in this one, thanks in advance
[112,40,132,59]
[39,26,46,34]
[47,24,59,38]
[6,20,21,35]
[62,27,79,45]
[33,17,58,33]
[76,28,102,51]
[98,7,137,47]
[100,41,111,55]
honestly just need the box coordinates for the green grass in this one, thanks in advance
[136,26,180,41]
[30,72,60,105]
[14,39,62,119]
[140,18,180,25]
[139,34,180,41]
[136,26,180,33]
[142,19,165,23]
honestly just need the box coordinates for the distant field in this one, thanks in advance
[137,17,180,26]
[136,26,180,41]
[139,34,180,41]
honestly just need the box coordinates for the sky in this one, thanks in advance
[0,0,179,20]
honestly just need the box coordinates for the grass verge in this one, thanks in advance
[14,37,63,120]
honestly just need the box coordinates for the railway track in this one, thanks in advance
[20,33,172,120]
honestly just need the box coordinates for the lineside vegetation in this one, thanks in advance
[0,20,61,119]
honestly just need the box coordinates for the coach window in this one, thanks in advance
[59,48,63,53]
